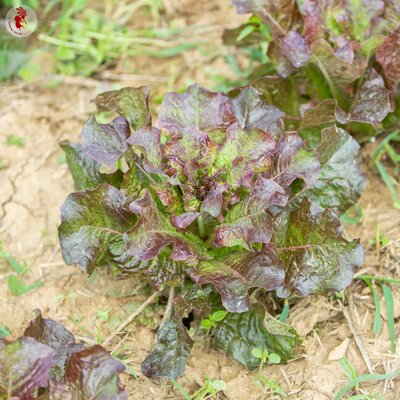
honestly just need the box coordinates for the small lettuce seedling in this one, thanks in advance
[58,84,366,380]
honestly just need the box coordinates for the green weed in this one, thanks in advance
[356,275,400,353]
[372,131,400,209]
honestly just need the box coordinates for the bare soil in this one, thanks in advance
[0,1,399,399]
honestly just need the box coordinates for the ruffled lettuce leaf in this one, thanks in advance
[0,337,54,398]
[269,131,320,188]
[24,311,84,375]
[0,313,128,399]
[279,30,311,68]
[274,198,364,297]
[213,124,276,188]
[111,247,186,288]
[232,0,296,33]
[213,303,301,368]
[228,0,399,145]
[310,39,367,90]
[214,177,287,249]
[335,68,391,124]
[141,298,193,380]
[231,86,284,135]
[300,69,390,128]
[94,86,151,129]
[300,99,337,129]
[158,84,234,134]
[126,127,163,170]
[376,30,400,88]
[299,125,367,213]
[59,140,123,191]
[191,245,285,312]
[81,116,130,167]
[302,0,323,44]
[50,346,127,400]
[58,184,136,274]
[123,190,199,263]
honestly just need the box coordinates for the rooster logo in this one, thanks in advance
[14,6,27,29]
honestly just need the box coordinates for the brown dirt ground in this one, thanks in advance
[1,1,400,399]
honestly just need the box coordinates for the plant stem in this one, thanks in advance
[259,357,264,373]
[198,215,205,239]
[160,286,175,328]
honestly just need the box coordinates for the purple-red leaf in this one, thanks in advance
[231,87,284,135]
[0,313,128,399]
[301,0,323,44]
[275,198,364,297]
[300,125,367,213]
[124,190,198,262]
[50,346,127,399]
[310,39,366,89]
[158,84,234,134]
[232,0,296,33]
[300,99,337,129]
[335,41,355,64]
[279,31,311,68]
[141,300,193,380]
[214,177,287,249]
[376,30,400,87]
[165,128,218,170]
[24,311,84,372]
[335,69,391,124]
[201,183,229,217]
[126,127,163,170]
[59,140,123,191]
[59,184,136,274]
[94,86,151,129]
[0,337,54,398]
[270,131,320,188]
[191,245,284,312]
[82,116,130,167]
[214,123,276,189]
[171,211,201,229]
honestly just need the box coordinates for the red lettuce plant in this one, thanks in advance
[224,0,400,143]
[58,84,366,379]
[0,311,127,399]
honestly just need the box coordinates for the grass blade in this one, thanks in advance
[0,251,26,274]
[7,275,43,296]
[375,161,399,203]
[355,275,400,285]
[372,131,400,160]
[339,357,357,381]
[382,284,396,353]
[334,370,400,400]
[364,280,382,335]
[0,325,11,338]
[172,380,191,400]
[279,299,289,322]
